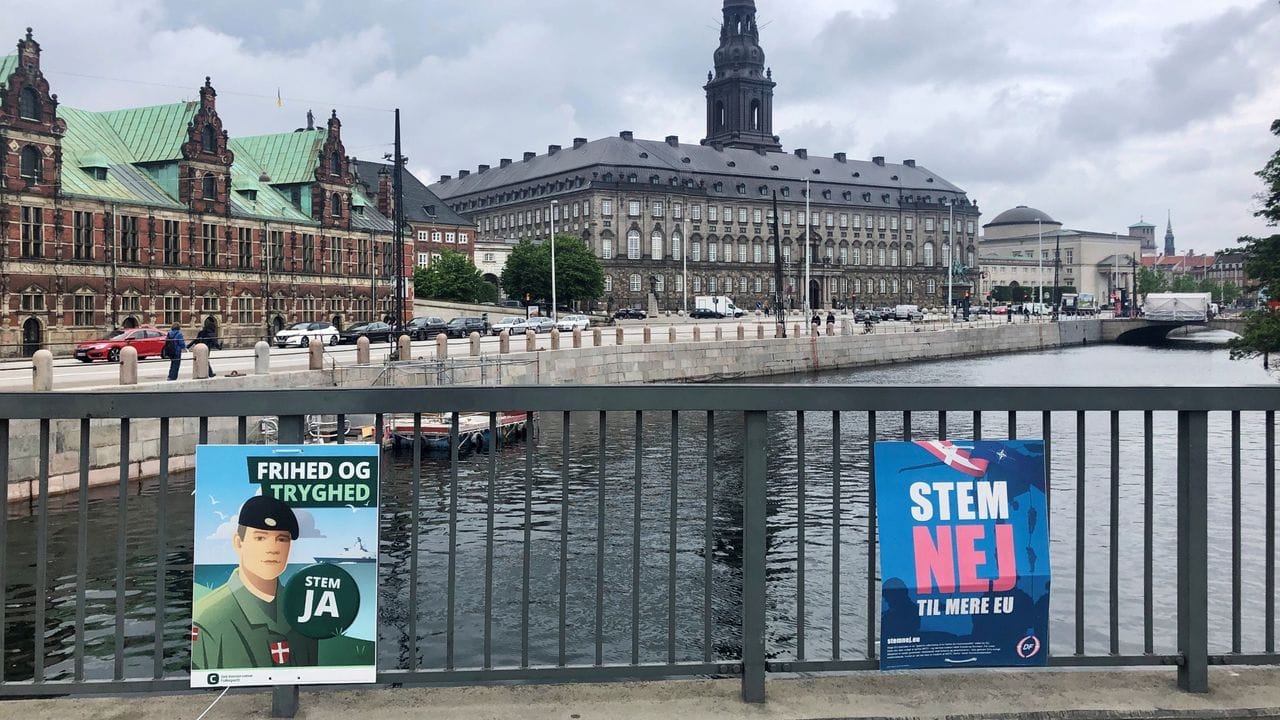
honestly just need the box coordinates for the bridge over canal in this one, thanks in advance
[1102,317,1246,344]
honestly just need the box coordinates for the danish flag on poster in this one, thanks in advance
[916,441,990,478]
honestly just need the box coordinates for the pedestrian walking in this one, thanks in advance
[826,311,836,335]
[810,312,821,335]
[165,323,187,381]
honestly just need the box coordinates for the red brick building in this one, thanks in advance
[0,29,411,356]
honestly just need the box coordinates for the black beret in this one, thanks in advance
[237,495,300,540]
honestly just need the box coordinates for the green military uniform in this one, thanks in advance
[192,568,318,670]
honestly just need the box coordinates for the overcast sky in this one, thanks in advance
[7,0,1279,252]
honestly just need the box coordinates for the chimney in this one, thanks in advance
[548,144,561,155]
[523,152,536,162]
[377,170,393,218]
[500,158,512,168]
[903,159,916,168]
[573,137,588,149]
[458,170,470,178]
[665,135,679,147]
[439,174,451,183]
[620,130,634,141]
[794,148,808,159]
[872,156,885,166]
[478,164,490,174]
[834,152,847,163]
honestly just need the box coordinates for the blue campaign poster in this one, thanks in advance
[874,440,1050,670]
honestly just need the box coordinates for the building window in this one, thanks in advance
[270,231,285,271]
[627,230,641,259]
[330,152,342,176]
[72,211,94,260]
[602,235,613,259]
[655,275,665,292]
[753,208,763,224]
[201,125,217,153]
[458,232,468,244]
[20,289,45,312]
[629,274,641,292]
[925,218,935,232]
[826,212,835,227]
[708,277,717,293]
[905,217,914,232]
[877,247,886,266]
[927,278,937,294]
[753,244,762,263]
[201,173,217,200]
[671,232,682,259]
[739,276,747,293]
[709,206,718,223]
[738,208,748,224]
[432,231,443,242]
[850,247,861,265]
[782,210,791,226]
[119,215,140,263]
[840,246,848,265]
[201,223,218,267]
[120,292,140,314]
[691,241,701,261]
[943,219,951,233]
[19,86,39,120]
[163,294,183,325]
[72,291,95,326]
[652,201,663,218]
[782,245,790,263]
[483,252,495,263]
[651,230,664,259]
[302,234,315,272]
[839,213,849,229]
[331,193,342,217]
[904,248,914,266]
[602,199,613,216]
[708,241,718,263]
[967,220,975,234]
[163,220,181,265]
[738,243,748,263]
[691,205,702,221]
[357,237,370,275]
[890,248,899,266]
[1065,249,1074,264]
[922,242,935,266]
[628,200,640,217]
[692,276,702,293]
[238,227,252,269]
[20,145,41,183]
[604,276,613,292]
[237,296,254,325]
[417,252,430,267]
[445,232,456,243]
[202,293,220,313]
[754,277,762,292]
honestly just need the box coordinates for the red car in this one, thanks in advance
[74,327,168,362]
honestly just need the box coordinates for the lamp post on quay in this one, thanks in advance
[550,199,558,321]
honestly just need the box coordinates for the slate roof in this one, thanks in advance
[231,130,326,185]
[353,159,473,228]
[428,135,966,205]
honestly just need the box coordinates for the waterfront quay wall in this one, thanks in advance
[5,319,1099,502]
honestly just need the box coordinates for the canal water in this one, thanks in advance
[2,331,1276,682]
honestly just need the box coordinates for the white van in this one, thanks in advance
[893,304,923,321]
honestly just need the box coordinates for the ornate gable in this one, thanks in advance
[313,110,353,229]
[0,29,65,137]
[178,77,232,215]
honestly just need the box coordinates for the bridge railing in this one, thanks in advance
[0,386,1277,708]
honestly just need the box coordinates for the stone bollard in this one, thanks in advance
[616,327,625,346]
[737,324,745,341]
[643,327,652,344]
[470,331,481,356]
[526,330,537,352]
[119,346,138,385]
[715,326,724,341]
[356,336,371,365]
[793,323,801,337]
[669,326,677,343]
[499,330,510,354]
[550,329,561,351]
[593,328,602,347]
[758,324,765,340]
[193,344,211,379]
[254,341,270,375]
[842,319,853,337]
[573,327,583,348]
[32,349,52,391]
[398,335,412,361]
[775,324,785,339]
[693,326,701,341]
[309,339,324,370]
[436,333,448,359]
[827,323,835,337]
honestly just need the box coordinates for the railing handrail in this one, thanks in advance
[1,384,1278,419]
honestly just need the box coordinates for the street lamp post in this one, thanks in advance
[1037,218,1043,306]
[804,177,811,326]
[550,199,558,321]
[947,199,955,323]
[681,213,688,314]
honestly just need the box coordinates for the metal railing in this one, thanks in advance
[0,385,1277,709]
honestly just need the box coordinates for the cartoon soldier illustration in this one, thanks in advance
[192,495,318,670]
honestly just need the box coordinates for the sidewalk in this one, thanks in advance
[7,667,1280,720]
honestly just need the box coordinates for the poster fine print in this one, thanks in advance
[874,440,1050,670]
[191,444,380,687]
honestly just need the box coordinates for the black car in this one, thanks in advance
[406,316,448,340]
[613,308,647,320]
[339,321,394,344]
[854,309,880,323]
[446,316,490,338]
[689,308,724,319]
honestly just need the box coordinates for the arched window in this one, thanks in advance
[600,232,614,259]
[201,173,217,199]
[626,229,641,259]
[889,247,899,266]
[671,231,682,259]
[201,125,216,153]
[331,193,342,217]
[750,100,761,131]
[922,242,935,266]
[18,86,38,121]
[967,248,976,269]
[877,247,886,266]
[715,101,726,130]
[330,152,342,176]
[19,145,41,183]
[650,230,663,259]
[629,273,641,292]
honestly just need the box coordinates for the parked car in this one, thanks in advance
[556,314,591,332]
[513,317,556,334]
[74,327,167,362]
[446,316,490,338]
[853,309,879,324]
[490,317,524,336]
[614,308,647,320]
[992,305,1010,315]
[496,299,524,309]
[689,308,724,319]
[275,321,339,348]
[339,321,395,344]
[406,316,448,340]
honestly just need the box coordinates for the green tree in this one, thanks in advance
[413,250,494,303]
[1137,266,1168,295]
[500,235,604,308]
[1229,309,1280,369]
[1229,118,1280,368]
[1170,274,1201,293]
[1256,118,1280,226]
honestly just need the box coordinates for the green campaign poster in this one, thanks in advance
[190,444,379,688]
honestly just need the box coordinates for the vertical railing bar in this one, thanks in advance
[522,411,534,668]
[73,419,89,681]
[796,411,806,661]
[867,412,878,661]
[1009,410,1017,440]
[0,420,6,684]
[237,415,248,444]
[561,411,572,668]
[1144,410,1154,655]
[938,410,947,441]
[703,411,714,664]
[596,411,607,667]
[375,413,384,448]
[902,410,911,442]
[1043,411,1053,515]
[33,420,50,683]
[198,416,208,445]
[740,410,768,704]
[1231,411,1242,654]
[632,410,642,666]
[1075,410,1086,656]
[113,418,129,681]
[152,418,170,680]
[335,414,346,445]
[973,410,983,441]
[1109,410,1120,655]
[1176,411,1209,693]
[408,413,421,672]
[446,413,459,670]
[832,410,842,661]
[667,411,678,666]
[1267,410,1276,654]
[483,411,497,670]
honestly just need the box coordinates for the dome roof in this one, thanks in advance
[985,205,1059,228]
